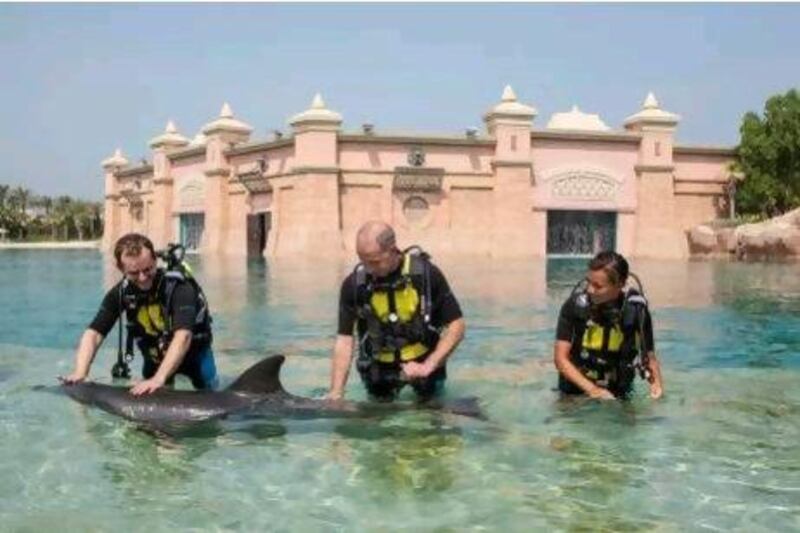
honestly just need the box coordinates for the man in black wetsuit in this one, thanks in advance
[325,221,465,401]
[60,233,218,395]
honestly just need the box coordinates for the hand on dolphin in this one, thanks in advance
[130,376,166,396]
[319,390,360,411]
[58,372,87,385]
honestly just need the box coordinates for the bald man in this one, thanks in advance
[326,221,466,401]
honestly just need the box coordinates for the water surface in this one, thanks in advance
[1,250,798,530]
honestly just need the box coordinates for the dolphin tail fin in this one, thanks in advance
[227,355,287,395]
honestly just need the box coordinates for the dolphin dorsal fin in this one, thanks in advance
[227,355,286,395]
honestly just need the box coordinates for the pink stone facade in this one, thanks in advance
[101,90,734,259]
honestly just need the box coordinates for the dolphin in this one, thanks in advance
[55,355,485,432]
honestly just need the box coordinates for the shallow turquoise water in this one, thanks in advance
[1,250,799,531]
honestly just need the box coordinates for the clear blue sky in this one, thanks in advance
[1,3,799,200]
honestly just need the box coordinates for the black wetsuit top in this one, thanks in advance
[337,260,463,341]
[555,292,655,394]
[89,272,210,360]
[555,293,654,357]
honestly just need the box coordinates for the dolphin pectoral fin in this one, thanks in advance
[135,422,180,441]
[226,355,287,395]
[137,419,227,440]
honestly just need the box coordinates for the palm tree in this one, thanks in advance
[71,201,91,241]
[0,184,9,209]
[5,187,31,238]
[49,210,63,240]
[29,194,52,216]
[42,195,53,216]
[53,196,73,240]
[92,204,103,238]
[0,186,103,241]
[9,186,31,214]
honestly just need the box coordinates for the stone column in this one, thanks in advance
[268,94,343,256]
[200,103,253,254]
[148,121,189,249]
[624,93,684,258]
[616,211,637,257]
[100,148,128,250]
[484,86,540,257]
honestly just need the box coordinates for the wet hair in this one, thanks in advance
[113,233,156,270]
[588,251,629,287]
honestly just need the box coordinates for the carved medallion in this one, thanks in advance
[407,146,425,167]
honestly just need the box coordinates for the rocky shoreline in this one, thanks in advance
[688,208,800,260]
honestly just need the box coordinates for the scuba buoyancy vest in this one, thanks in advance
[568,274,651,396]
[353,246,438,364]
[111,244,211,379]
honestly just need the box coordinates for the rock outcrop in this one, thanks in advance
[687,208,800,260]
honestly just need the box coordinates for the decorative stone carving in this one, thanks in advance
[407,146,425,167]
[235,160,272,194]
[393,167,444,192]
[546,169,620,201]
[402,196,431,228]
[126,197,143,221]
[178,180,205,211]
[120,188,143,203]
[403,196,428,220]
[239,178,272,194]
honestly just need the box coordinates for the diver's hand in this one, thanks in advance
[58,372,87,385]
[130,377,165,396]
[649,381,663,400]
[588,386,615,400]
[401,360,434,380]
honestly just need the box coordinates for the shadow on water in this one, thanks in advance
[68,409,210,493]
[520,397,668,530]
[63,402,489,501]
[332,415,467,496]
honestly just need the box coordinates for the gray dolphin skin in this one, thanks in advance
[59,355,485,429]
